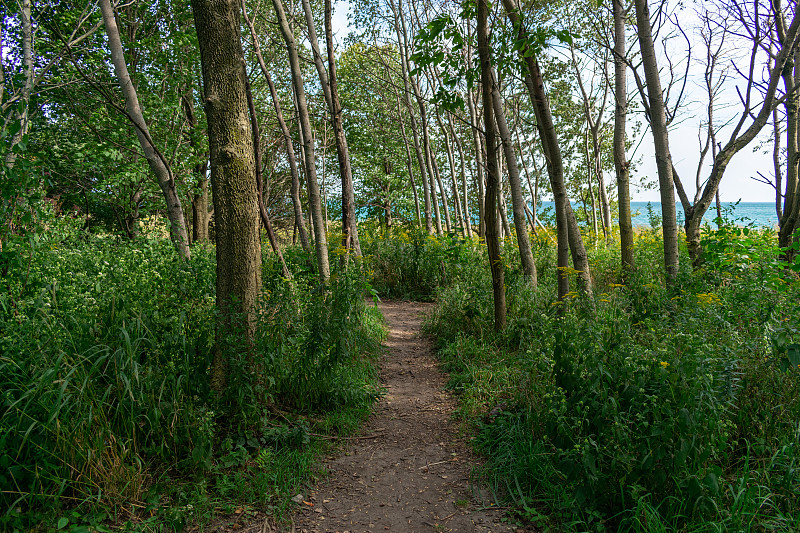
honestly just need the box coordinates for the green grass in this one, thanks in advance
[415,222,800,532]
[0,227,386,532]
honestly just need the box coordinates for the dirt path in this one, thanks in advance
[281,300,519,533]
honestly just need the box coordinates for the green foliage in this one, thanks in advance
[0,233,384,531]
[361,225,485,299]
[424,227,800,532]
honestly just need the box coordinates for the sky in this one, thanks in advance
[329,0,781,204]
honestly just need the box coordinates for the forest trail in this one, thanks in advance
[254,300,521,533]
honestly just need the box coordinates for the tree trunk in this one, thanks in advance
[191,0,263,392]
[467,90,486,238]
[773,110,783,220]
[391,75,422,225]
[245,76,291,279]
[450,114,472,237]
[391,0,432,233]
[634,0,679,280]
[181,91,211,244]
[614,0,634,273]
[780,46,800,255]
[316,0,361,254]
[491,70,536,283]
[434,108,465,236]
[191,176,211,243]
[479,0,506,330]
[418,90,444,234]
[272,0,330,282]
[242,0,310,253]
[4,0,33,167]
[100,0,191,260]
[430,145,452,233]
[501,0,589,297]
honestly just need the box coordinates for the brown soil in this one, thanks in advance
[237,300,527,533]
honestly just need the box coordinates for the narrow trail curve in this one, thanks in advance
[286,300,521,533]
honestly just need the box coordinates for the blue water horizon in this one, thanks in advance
[535,201,780,229]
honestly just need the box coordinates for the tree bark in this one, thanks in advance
[634,0,679,280]
[100,0,191,260]
[479,0,506,330]
[191,0,263,392]
[181,91,211,243]
[391,0,432,233]
[779,38,800,256]
[490,69,536,283]
[449,114,472,237]
[272,0,330,282]
[430,140,452,233]
[244,76,291,278]
[467,89,487,238]
[299,0,361,254]
[501,0,591,296]
[433,106,465,236]
[390,73,422,225]
[418,90,444,234]
[242,0,310,253]
[613,0,634,273]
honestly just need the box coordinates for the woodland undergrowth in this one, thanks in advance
[366,221,800,532]
[0,219,385,532]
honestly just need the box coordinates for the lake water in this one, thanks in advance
[536,201,780,229]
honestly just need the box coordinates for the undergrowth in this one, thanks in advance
[409,221,800,532]
[0,224,385,532]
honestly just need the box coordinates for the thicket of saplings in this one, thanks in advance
[366,216,800,532]
[0,212,386,532]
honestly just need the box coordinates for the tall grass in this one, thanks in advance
[411,222,800,532]
[1,230,385,531]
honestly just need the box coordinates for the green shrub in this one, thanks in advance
[426,228,800,532]
[0,233,384,531]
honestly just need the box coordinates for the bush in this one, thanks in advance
[0,233,384,531]
[425,228,800,532]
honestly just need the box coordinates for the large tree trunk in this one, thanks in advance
[634,0,679,280]
[491,68,536,283]
[614,0,634,273]
[191,0,263,392]
[479,0,506,330]
[100,0,191,260]
[242,1,310,253]
[272,0,330,282]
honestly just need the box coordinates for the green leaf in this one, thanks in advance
[787,344,800,367]
[703,471,720,495]
[58,517,69,530]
